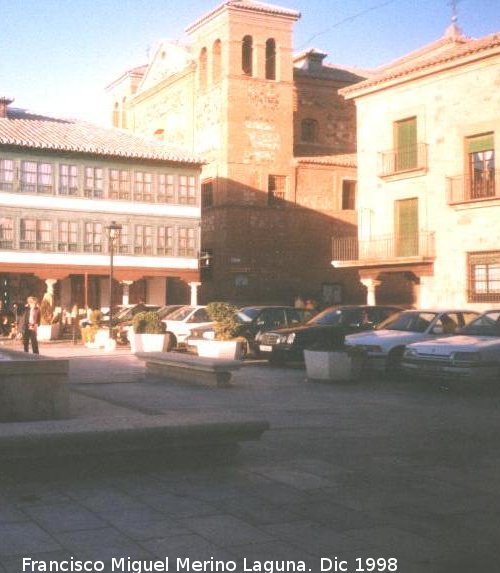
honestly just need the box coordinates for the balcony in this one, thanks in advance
[332,231,435,267]
[378,143,428,178]
[448,170,498,205]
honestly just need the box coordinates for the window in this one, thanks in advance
[395,117,417,171]
[301,119,318,143]
[112,102,120,128]
[268,175,286,206]
[117,224,129,254]
[158,173,175,203]
[199,47,208,90]
[179,175,196,205]
[21,161,53,194]
[178,227,196,257]
[0,159,14,191]
[467,133,495,199]
[58,221,78,252]
[134,172,153,202]
[84,167,103,198]
[84,222,103,253]
[200,248,213,280]
[157,226,174,255]
[265,38,276,80]
[109,169,130,200]
[59,164,78,196]
[0,217,13,249]
[242,35,253,76]
[201,180,213,208]
[134,225,153,255]
[20,219,52,250]
[213,39,222,83]
[121,97,127,129]
[468,251,500,302]
[342,180,356,210]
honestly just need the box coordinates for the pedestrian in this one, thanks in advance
[19,296,41,354]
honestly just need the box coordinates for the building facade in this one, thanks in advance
[0,98,203,312]
[108,0,366,306]
[333,26,500,310]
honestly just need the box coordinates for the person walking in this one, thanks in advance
[20,296,41,354]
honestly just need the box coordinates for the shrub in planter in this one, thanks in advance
[132,311,166,334]
[205,302,240,340]
[198,302,245,359]
[131,311,168,353]
[80,309,104,345]
[40,297,54,326]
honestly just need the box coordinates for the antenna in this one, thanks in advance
[449,0,459,24]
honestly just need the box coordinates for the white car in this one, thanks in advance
[346,309,479,373]
[402,309,500,382]
[162,305,212,348]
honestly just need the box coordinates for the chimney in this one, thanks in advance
[0,97,14,118]
[294,49,328,72]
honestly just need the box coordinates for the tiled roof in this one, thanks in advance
[294,65,367,83]
[296,153,357,167]
[0,108,203,164]
[341,32,500,97]
[186,0,300,33]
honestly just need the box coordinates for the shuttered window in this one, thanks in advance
[395,117,417,171]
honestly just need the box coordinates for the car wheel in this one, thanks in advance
[386,347,405,378]
[166,333,176,351]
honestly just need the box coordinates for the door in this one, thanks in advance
[395,198,418,257]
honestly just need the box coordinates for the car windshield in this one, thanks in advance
[460,311,500,337]
[237,308,258,322]
[158,305,182,319]
[166,306,195,321]
[307,308,357,326]
[376,311,438,333]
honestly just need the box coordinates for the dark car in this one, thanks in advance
[187,305,315,357]
[258,305,403,364]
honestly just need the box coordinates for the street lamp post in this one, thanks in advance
[105,221,122,342]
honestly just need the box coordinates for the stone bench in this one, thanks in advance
[136,351,242,387]
[0,349,69,422]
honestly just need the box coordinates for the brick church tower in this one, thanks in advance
[108,0,364,305]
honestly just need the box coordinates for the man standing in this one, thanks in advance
[20,296,41,354]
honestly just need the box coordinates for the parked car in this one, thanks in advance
[162,305,212,349]
[259,305,402,364]
[187,305,314,357]
[117,304,183,344]
[346,309,480,373]
[402,309,500,382]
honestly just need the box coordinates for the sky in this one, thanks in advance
[1,0,499,125]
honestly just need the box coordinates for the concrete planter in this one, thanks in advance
[37,323,61,341]
[130,332,170,354]
[304,349,365,382]
[197,340,244,360]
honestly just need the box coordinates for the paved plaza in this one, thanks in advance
[0,341,499,573]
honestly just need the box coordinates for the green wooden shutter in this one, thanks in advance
[395,198,418,257]
[396,117,417,170]
[467,133,494,154]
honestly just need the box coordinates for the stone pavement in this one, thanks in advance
[0,341,499,573]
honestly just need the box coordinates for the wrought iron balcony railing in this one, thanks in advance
[332,231,435,262]
[378,143,428,177]
[447,170,499,204]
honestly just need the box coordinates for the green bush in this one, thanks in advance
[206,302,240,341]
[132,311,166,334]
[40,298,53,325]
[81,324,99,344]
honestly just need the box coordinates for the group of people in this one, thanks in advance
[0,297,41,354]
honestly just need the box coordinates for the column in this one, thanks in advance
[360,278,381,306]
[120,281,133,306]
[189,282,202,306]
